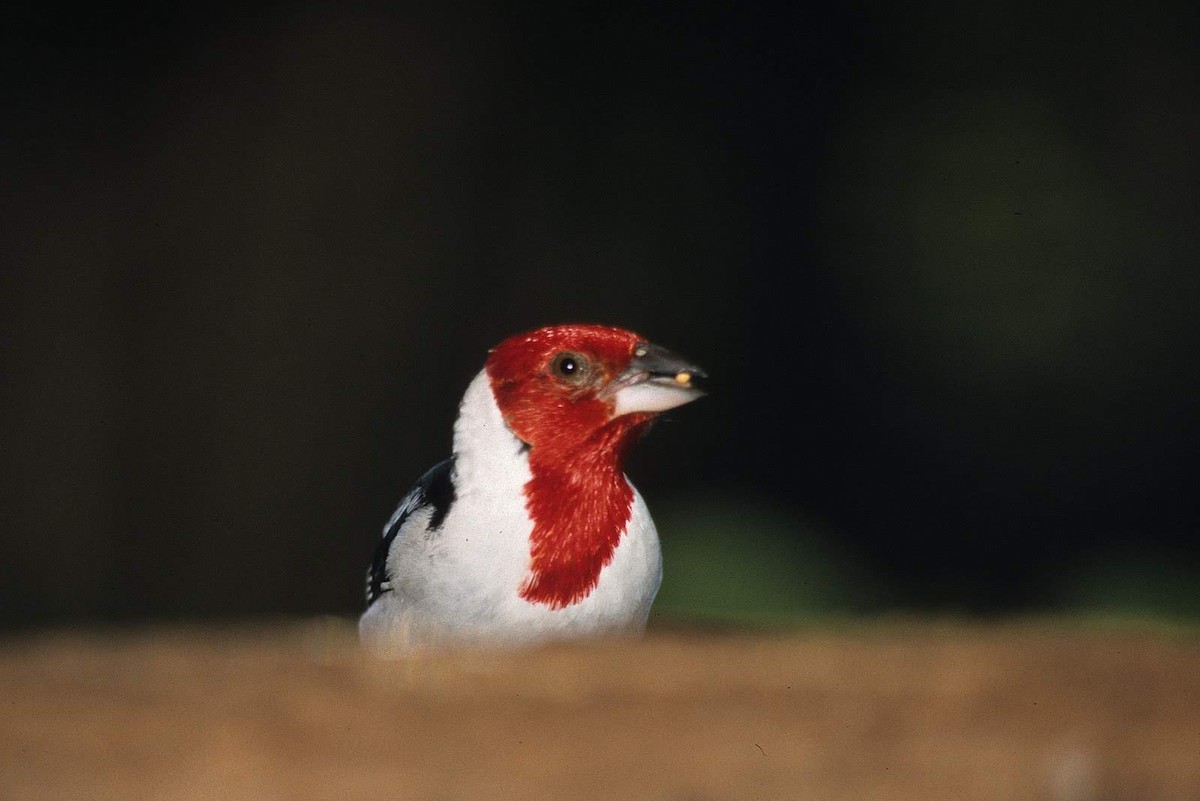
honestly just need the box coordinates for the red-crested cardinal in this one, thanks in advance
[360,324,706,651]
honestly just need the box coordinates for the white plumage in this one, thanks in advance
[359,371,663,652]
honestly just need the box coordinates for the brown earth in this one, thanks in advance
[1,620,1197,801]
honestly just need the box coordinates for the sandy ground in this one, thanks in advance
[1,620,1197,801]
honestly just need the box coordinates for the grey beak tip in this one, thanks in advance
[631,341,709,393]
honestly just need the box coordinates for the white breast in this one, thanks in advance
[359,371,663,652]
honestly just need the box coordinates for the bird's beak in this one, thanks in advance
[604,342,708,416]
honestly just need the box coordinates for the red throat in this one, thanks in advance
[518,414,653,608]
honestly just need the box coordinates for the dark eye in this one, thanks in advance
[551,352,589,382]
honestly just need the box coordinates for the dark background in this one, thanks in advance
[3,1,1198,629]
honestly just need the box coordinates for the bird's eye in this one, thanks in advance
[550,352,589,382]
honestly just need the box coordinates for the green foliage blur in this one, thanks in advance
[652,495,874,626]
[654,494,1200,628]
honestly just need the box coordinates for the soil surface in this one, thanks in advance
[1,620,1197,800]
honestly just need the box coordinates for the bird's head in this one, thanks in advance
[482,324,705,609]
[485,324,706,458]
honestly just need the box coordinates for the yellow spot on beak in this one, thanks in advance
[674,371,692,386]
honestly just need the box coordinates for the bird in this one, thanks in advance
[359,323,706,652]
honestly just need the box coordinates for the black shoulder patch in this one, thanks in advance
[365,456,457,608]
[423,458,456,530]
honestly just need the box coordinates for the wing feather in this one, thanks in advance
[364,457,457,607]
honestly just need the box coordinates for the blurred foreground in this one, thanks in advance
[2,620,1197,800]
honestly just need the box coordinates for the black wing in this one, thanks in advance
[365,456,457,608]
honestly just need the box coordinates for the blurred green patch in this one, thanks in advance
[1059,544,1200,622]
[826,91,1142,389]
[652,494,875,627]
